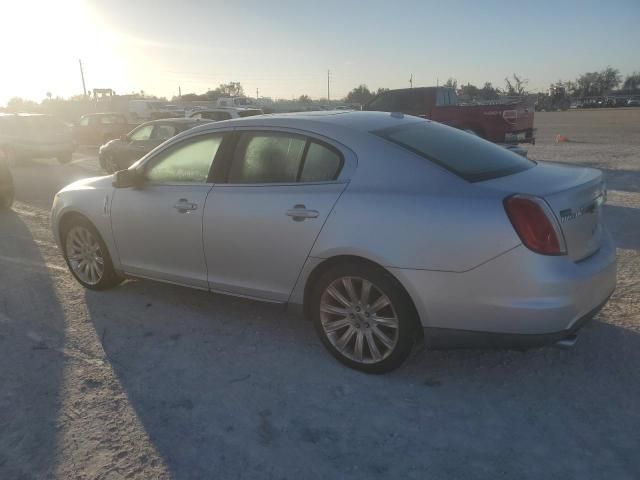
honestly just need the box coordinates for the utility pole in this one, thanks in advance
[178,86,182,98]
[79,59,87,97]
[327,70,331,102]
[256,87,259,100]
[409,73,413,88]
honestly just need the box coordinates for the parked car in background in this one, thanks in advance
[98,118,211,173]
[627,97,640,107]
[74,113,135,146]
[0,113,75,164]
[0,154,14,209]
[188,107,263,121]
[364,87,535,144]
[129,100,184,121]
[52,111,615,373]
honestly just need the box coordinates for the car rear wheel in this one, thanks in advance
[310,263,418,373]
[61,217,122,290]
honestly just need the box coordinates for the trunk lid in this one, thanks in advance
[481,162,606,261]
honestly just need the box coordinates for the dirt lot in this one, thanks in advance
[1,108,639,480]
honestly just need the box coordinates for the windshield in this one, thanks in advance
[374,121,534,182]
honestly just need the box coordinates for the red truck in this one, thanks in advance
[364,87,535,144]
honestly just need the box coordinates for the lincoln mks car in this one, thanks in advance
[51,111,616,373]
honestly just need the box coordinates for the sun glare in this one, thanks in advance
[0,0,121,103]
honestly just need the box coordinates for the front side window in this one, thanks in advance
[237,109,262,118]
[129,125,154,141]
[145,134,222,184]
[374,121,534,182]
[228,133,306,183]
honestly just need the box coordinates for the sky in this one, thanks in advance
[1,0,639,106]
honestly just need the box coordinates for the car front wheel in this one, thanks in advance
[310,263,419,373]
[61,217,122,290]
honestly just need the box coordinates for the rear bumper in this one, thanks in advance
[422,296,608,349]
[390,230,616,337]
[504,128,536,144]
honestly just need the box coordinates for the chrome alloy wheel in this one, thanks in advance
[65,226,104,285]
[320,276,399,364]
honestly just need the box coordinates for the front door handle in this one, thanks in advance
[173,198,198,213]
[286,204,319,221]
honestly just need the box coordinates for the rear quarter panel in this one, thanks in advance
[309,140,521,272]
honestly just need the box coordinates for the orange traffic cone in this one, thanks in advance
[555,134,568,143]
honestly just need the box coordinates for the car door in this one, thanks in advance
[203,129,352,301]
[110,133,224,288]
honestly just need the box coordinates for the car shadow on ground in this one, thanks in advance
[83,276,640,479]
[0,211,67,479]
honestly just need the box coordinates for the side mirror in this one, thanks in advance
[119,134,129,142]
[112,169,143,188]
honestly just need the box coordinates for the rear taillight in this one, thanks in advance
[504,195,566,255]
[502,109,518,124]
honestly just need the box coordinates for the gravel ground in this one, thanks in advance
[1,108,639,480]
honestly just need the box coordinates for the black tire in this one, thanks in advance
[0,160,14,210]
[60,216,123,290]
[309,262,419,374]
[57,152,73,164]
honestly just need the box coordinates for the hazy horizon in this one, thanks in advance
[2,0,639,106]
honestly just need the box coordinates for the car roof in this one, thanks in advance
[82,112,124,117]
[139,118,211,126]
[194,107,262,112]
[188,110,421,136]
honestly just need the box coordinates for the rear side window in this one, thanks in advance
[300,143,342,182]
[374,121,534,182]
[229,133,306,183]
[228,132,344,184]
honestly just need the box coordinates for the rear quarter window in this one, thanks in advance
[374,121,534,182]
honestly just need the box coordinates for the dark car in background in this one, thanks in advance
[98,118,211,173]
[73,112,136,146]
[0,113,75,164]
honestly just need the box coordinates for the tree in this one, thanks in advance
[444,78,458,90]
[480,82,500,99]
[623,72,640,90]
[298,94,312,103]
[374,87,389,96]
[459,83,480,97]
[596,67,622,94]
[504,74,528,96]
[206,82,245,100]
[344,84,374,105]
[6,97,39,112]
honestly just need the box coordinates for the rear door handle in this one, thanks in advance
[286,204,319,221]
[173,198,198,213]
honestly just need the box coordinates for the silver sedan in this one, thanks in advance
[52,111,616,373]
